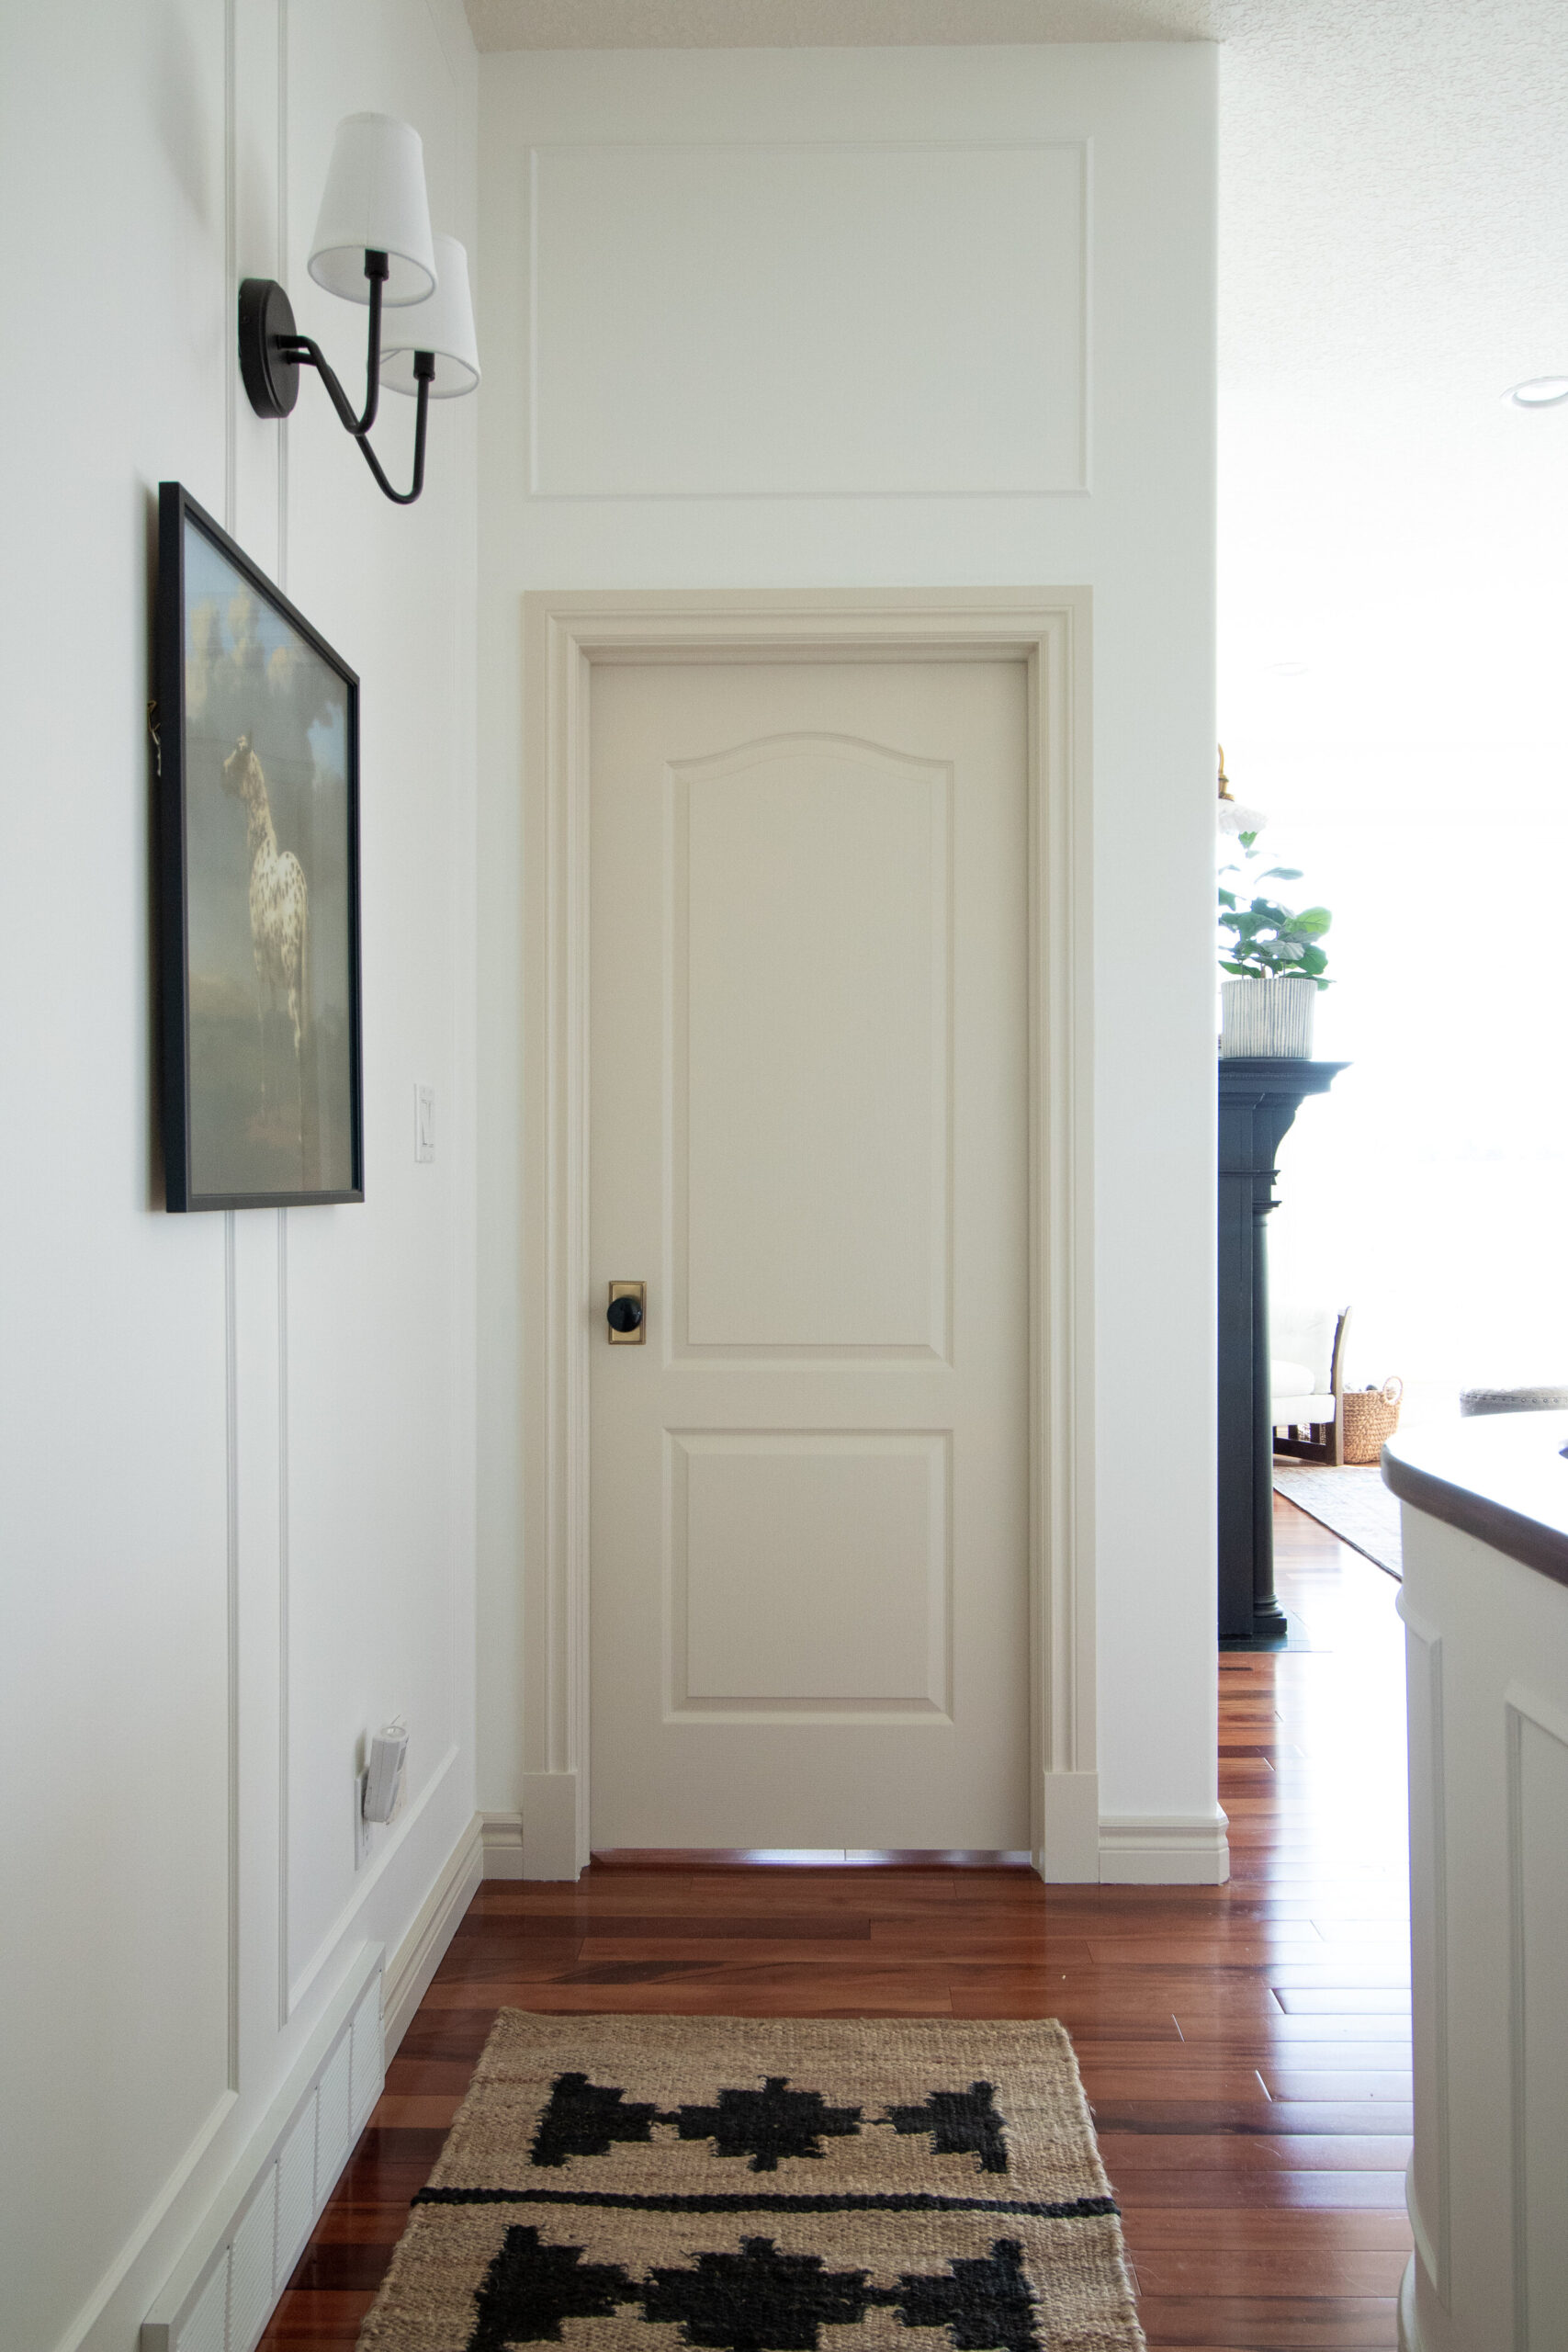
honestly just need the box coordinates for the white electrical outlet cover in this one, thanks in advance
[415,1084,435,1162]
[354,1770,372,1869]
[363,1726,410,1825]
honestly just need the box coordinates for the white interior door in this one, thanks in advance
[589,657,1029,1850]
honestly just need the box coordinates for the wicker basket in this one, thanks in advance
[1341,1378,1404,1464]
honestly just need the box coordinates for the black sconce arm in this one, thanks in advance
[275,249,388,437]
[351,354,434,504]
[237,256,433,505]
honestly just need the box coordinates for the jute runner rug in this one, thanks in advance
[357,2012,1145,2351]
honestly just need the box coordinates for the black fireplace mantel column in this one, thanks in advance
[1218,1057,1347,1645]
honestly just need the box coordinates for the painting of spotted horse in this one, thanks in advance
[157,481,361,1209]
[222,734,310,1151]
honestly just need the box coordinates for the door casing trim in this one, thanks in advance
[518,588,1097,1880]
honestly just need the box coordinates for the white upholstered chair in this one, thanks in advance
[1271,1302,1352,1466]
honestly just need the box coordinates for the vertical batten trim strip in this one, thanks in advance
[222,0,237,538]
[526,149,542,498]
[220,0,242,2100]
[1077,138,1094,497]
[277,1205,292,2021]
[1423,1628,1450,2307]
[1506,1697,1529,2351]
[224,1213,242,2091]
[276,0,288,592]
[564,627,592,1864]
[1398,1597,1451,2311]
[271,0,292,2031]
[274,0,293,2031]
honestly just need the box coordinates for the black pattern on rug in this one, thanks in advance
[886,2084,1009,2175]
[468,2225,1043,2351]
[530,2071,1006,2175]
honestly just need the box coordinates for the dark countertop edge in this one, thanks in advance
[1383,1436,1568,1592]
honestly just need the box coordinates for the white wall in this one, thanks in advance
[475,43,1222,1873]
[1216,0,1568,1415]
[0,6,479,2346]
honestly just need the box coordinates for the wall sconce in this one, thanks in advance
[238,112,479,504]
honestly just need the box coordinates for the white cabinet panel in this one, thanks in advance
[1403,1617,1450,2305]
[313,2037,352,2204]
[170,2264,227,2352]
[226,2172,277,2352]
[1512,1705,1568,2350]
[1394,1447,1568,2352]
[273,2102,317,2287]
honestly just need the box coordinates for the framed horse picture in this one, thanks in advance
[155,483,363,1210]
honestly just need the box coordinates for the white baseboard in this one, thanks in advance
[486,1789,1230,1886]
[482,1794,584,1883]
[141,1945,383,2352]
[1038,1770,1100,1882]
[1098,1808,1231,1884]
[480,1809,525,1877]
[518,1772,582,1879]
[383,1812,485,2059]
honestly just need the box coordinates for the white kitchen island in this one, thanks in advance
[1383,1413,1568,2352]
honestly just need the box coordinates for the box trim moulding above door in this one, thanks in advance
[519,589,1098,1882]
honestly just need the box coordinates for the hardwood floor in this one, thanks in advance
[259,1496,1412,2350]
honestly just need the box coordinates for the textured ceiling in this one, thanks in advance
[1214,0,1568,800]
[463,0,1221,47]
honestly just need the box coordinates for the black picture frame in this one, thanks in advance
[156,483,364,1211]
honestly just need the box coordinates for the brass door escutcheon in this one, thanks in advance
[607,1281,646,1342]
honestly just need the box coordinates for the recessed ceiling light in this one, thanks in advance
[1505,377,1568,408]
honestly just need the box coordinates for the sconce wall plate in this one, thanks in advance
[238,277,300,420]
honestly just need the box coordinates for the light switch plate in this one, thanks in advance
[415,1084,435,1163]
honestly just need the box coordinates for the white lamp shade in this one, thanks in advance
[309,114,435,306]
[379,232,480,397]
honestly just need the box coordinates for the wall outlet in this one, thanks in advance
[363,1723,409,1824]
[415,1083,435,1162]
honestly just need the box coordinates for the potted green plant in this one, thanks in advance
[1218,828,1332,1057]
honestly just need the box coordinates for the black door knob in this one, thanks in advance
[607,1295,644,1334]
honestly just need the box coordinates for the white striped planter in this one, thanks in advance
[1219,974,1316,1058]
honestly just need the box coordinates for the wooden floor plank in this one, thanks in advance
[1125,2211,1416,2248]
[1102,2136,1413,2174]
[1115,2174,1410,2211]
[1132,2249,1409,2294]
[1133,2297,1398,2348]
[258,1498,1412,2352]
